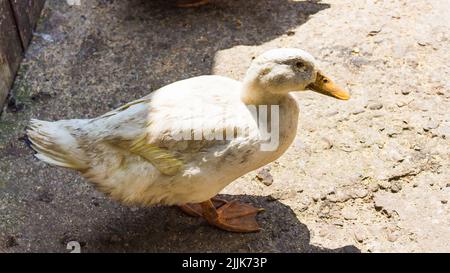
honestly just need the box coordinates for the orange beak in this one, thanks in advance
[307,71,350,100]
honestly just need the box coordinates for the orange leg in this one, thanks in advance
[179,197,227,217]
[179,198,264,233]
[176,0,209,8]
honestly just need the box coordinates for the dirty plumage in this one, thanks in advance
[27,48,349,232]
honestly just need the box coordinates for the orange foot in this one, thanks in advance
[179,198,264,233]
[176,0,209,8]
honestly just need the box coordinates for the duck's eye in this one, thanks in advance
[295,62,305,69]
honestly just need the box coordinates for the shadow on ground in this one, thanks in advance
[85,194,359,253]
[0,0,361,252]
[2,191,359,252]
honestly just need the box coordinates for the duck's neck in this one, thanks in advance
[240,81,284,106]
[240,79,300,167]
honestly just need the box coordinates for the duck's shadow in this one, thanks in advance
[85,194,359,253]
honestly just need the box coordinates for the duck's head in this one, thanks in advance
[242,48,350,103]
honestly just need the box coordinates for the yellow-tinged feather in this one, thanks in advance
[113,135,184,176]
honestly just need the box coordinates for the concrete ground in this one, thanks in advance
[0,0,449,252]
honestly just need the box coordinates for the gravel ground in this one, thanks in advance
[0,0,449,252]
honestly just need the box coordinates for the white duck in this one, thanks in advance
[27,48,349,232]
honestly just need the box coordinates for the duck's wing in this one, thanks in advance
[109,133,185,176]
[89,97,185,176]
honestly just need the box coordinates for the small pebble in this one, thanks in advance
[296,203,309,212]
[351,188,369,199]
[378,180,391,190]
[390,182,402,193]
[256,167,273,186]
[351,108,365,115]
[368,102,383,110]
[327,191,350,203]
[325,110,339,117]
[423,120,439,132]
[412,144,422,151]
[312,193,321,202]
[417,41,427,46]
[396,101,407,107]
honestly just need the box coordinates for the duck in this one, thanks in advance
[27,48,349,233]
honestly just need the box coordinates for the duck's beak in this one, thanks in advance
[306,71,350,100]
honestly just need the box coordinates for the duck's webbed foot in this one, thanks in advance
[176,0,209,8]
[179,198,264,233]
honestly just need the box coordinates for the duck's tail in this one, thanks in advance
[27,119,88,171]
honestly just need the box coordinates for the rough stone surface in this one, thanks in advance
[1,0,449,253]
